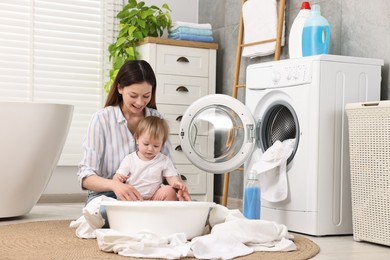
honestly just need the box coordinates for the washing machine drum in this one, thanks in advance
[259,103,299,163]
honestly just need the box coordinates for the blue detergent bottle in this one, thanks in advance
[243,170,261,219]
[302,4,330,56]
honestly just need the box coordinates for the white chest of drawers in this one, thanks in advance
[137,37,218,202]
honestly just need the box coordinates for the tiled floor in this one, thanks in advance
[1,203,389,259]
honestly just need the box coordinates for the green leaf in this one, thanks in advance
[114,57,125,70]
[128,9,138,18]
[117,9,129,19]
[133,31,143,40]
[128,25,136,35]
[128,0,137,8]
[150,16,157,24]
[118,24,129,37]
[137,19,146,28]
[141,28,149,37]
[137,1,145,8]
[115,37,126,47]
[125,47,135,57]
[140,9,155,19]
[104,79,113,93]
[162,4,171,12]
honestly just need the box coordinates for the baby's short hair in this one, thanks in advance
[135,116,169,144]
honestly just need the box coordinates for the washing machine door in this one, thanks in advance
[179,94,255,173]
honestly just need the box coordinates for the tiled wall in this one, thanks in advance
[199,0,390,200]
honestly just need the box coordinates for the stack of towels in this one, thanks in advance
[168,21,214,43]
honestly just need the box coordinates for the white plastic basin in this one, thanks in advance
[101,200,216,240]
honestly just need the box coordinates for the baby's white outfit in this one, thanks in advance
[116,152,178,198]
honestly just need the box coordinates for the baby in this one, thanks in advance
[113,116,188,200]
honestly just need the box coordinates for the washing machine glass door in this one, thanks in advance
[179,94,255,173]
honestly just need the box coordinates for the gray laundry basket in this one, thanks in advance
[345,101,390,246]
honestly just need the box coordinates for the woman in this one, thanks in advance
[77,60,191,207]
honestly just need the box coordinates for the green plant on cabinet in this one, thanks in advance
[105,0,172,92]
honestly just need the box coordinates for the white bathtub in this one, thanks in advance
[0,102,73,218]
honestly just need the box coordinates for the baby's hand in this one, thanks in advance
[171,181,184,191]
[113,173,129,183]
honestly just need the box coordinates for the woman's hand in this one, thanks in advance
[177,189,191,201]
[82,175,142,201]
[168,178,191,201]
[112,181,143,201]
[176,185,191,201]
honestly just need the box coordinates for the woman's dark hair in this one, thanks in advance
[105,60,157,109]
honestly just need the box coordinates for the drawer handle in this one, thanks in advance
[176,115,183,122]
[176,56,189,63]
[176,86,189,92]
[180,174,187,181]
[175,145,182,151]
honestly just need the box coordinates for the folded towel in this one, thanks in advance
[169,27,212,36]
[170,21,212,31]
[250,139,295,202]
[242,0,285,58]
[168,33,214,43]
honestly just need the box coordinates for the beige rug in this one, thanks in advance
[0,220,320,259]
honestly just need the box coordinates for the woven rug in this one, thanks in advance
[0,220,320,259]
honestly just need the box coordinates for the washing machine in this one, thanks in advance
[179,54,383,236]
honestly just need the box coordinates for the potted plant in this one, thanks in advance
[105,0,172,92]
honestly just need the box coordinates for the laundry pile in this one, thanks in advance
[168,21,214,43]
[70,196,296,259]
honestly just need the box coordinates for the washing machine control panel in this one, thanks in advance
[247,60,312,90]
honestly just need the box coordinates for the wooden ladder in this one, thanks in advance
[221,0,286,207]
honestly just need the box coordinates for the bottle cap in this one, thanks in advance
[311,4,321,14]
[301,2,311,10]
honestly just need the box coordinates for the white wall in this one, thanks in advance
[43,166,81,194]
[143,0,198,23]
[43,0,199,196]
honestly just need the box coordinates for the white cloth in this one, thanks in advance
[191,233,253,259]
[170,21,212,31]
[69,195,116,239]
[69,216,97,239]
[242,0,285,58]
[86,204,296,259]
[205,205,296,251]
[117,152,178,198]
[251,139,295,202]
[96,229,192,259]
